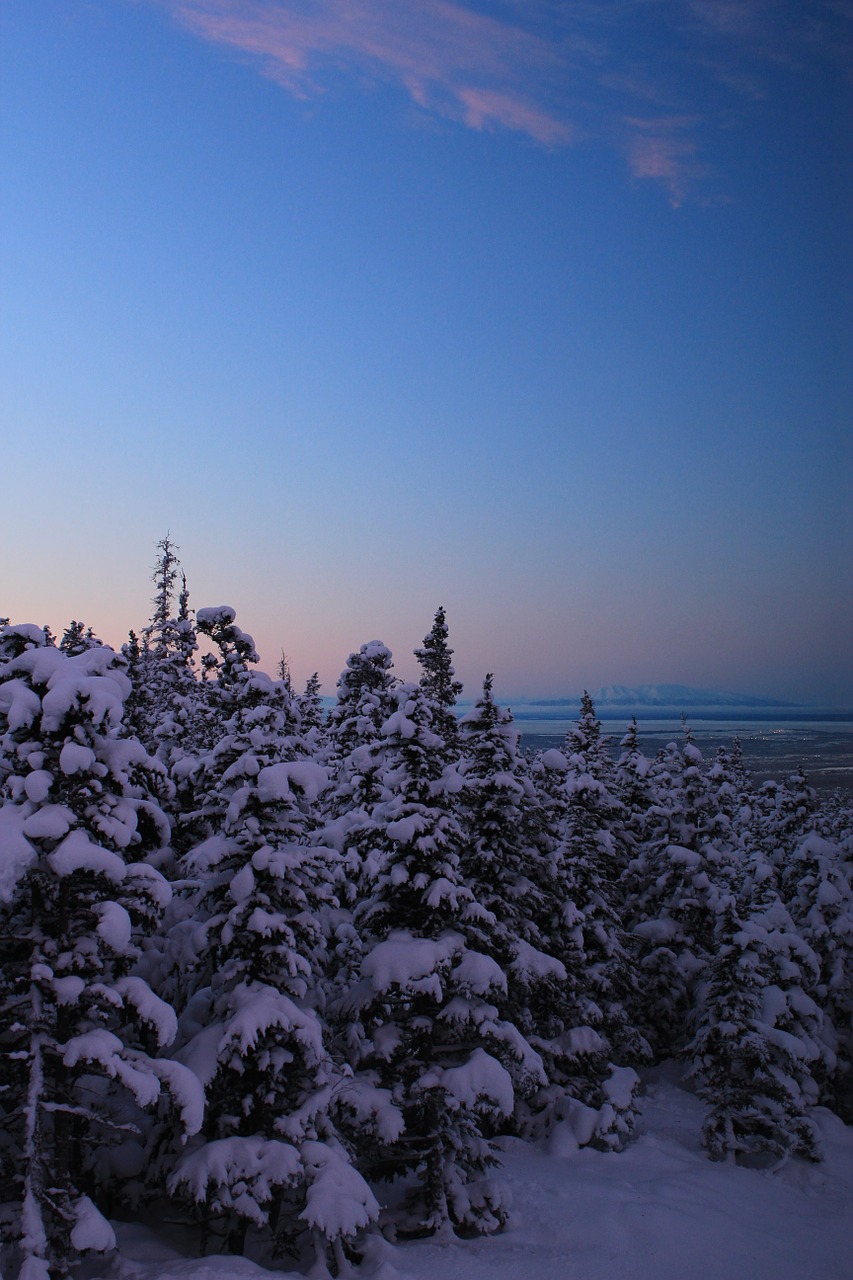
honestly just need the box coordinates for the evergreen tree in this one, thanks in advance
[296,673,325,740]
[321,642,399,903]
[525,697,644,1147]
[125,542,201,763]
[165,618,379,1268]
[623,724,734,1059]
[59,621,103,656]
[0,637,201,1278]
[751,766,819,868]
[326,641,397,764]
[456,675,544,961]
[414,606,463,749]
[686,857,824,1165]
[340,683,533,1237]
[612,717,653,870]
[779,832,853,1120]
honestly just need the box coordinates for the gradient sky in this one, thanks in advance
[2,1,851,705]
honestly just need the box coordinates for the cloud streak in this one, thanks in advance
[167,0,574,144]
[157,1,852,200]
[621,116,702,208]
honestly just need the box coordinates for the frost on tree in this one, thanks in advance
[0,627,201,1279]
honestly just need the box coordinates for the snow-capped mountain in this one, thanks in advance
[526,684,792,709]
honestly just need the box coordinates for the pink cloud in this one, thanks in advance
[154,1,851,202]
[621,116,701,208]
[165,0,573,144]
[458,86,573,145]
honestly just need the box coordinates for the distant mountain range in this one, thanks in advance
[523,684,793,710]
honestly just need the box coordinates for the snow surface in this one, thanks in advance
[99,1067,851,1280]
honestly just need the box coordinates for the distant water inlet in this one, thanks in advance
[515,716,853,797]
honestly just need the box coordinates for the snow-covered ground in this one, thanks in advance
[106,1067,852,1280]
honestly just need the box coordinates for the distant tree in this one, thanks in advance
[296,672,325,737]
[59,621,103,656]
[277,649,293,692]
[147,535,180,644]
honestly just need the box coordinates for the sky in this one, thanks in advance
[1,1,851,706]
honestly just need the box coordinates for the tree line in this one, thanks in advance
[1,537,850,1278]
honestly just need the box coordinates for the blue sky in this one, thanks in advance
[1,1,851,704]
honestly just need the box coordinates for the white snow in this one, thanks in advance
[229,861,256,903]
[453,949,508,995]
[22,803,74,840]
[300,1140,380,1239]
[362,931,463,993]
[602,1065,640,1110]
[94,900,133,953]
[0,805,37,902]
[115,976,179,1048]
[70,1195,116,1254]
[49,829,126,881]
[0,677,41,730]
[218,984,325,1061]
[429,1048,515,1116]
[667,844,702,867]
[104,1068,852,1280]
[170,1137,301,1226]
[256,759,329,804]
[511,939,568,983]
[59,741,96,776]
[23,769,53,803]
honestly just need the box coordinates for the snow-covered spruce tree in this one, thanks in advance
[452,677,569,1138]
[455,675,544,961]
[623,726,735,1060]
[414,606,463,751]
[338,682,540,1238]
[611,717,655,876]
[320,642,400,918]
[59,621,103,657]
[0,627,202,1279]
[170,606,278,850]
[778,831,853,1120]
[296,673,325,742]
[126,541,202,764]
[750,766,820,876]
[165,613,378,1272]
[326,642,397,766]
[523,697,644,1150]
[685,855,824,1166]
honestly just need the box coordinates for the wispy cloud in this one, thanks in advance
[621,116,702,208]
[155,1,852,201]
[165,0,573,143]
